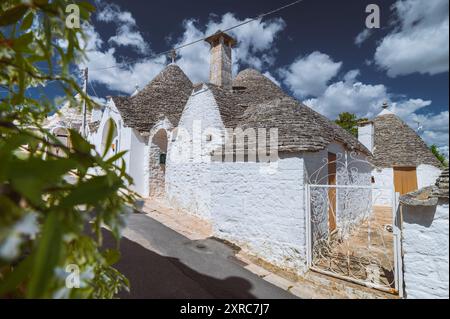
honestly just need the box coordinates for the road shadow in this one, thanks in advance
[102,230,257,299]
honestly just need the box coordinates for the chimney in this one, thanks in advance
[358,120,374,153]
[205,31,237,90]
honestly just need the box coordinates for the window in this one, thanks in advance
[159,153,167,165]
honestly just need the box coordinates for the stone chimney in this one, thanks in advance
[358,120,374,153]
[205,31,237,90]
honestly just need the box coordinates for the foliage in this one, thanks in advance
[0,0,136,298]
[335,112,368,137]
[430,145,448,167]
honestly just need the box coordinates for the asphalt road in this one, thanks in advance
[103,213,296,299]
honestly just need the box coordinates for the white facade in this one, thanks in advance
[371,166,442,206]
[166,84,226,219]
[358,116,442,206]
[417,164,442,190]
[210,155,307,273]
[89,99,149,196]
[372,168,395,206]
[402,200,449,299]
[357,122,374,152]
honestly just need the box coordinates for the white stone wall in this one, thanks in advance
[358,123,374,153]
[90,100,148,197]
[91,107,104,123]
[417,164,442,190]
[402,200,449,299]
[166,85,225,219]
[372,168,395,206]
[371,165,442,207]
[210,155,308,274]
[128,128,147,196]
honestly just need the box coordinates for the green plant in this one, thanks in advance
[335,112,368,137]
[0,0,136,298]
[430,145,448,167]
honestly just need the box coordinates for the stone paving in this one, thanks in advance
[140,199,398,299]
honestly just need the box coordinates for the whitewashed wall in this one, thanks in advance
[372,168,395,206]
[166,85,225,219]
[372,165,441,207]
[402,200,449,299]
[357,123,374,153]
[128,128,147,196]
[90,100,148,197]
[417,164,442,190]
[210,154,308,274]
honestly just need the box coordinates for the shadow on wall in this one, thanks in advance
[102,230,256,299]
[403,205,437,228]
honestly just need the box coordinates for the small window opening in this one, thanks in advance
[160,153,167,165]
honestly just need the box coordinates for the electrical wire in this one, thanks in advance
[90,0,302,71]
[31,1,302,77]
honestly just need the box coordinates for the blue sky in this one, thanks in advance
[17,0,450,154]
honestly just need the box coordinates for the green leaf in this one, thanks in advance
[0,5,29,27]
[0,255,34,296]
[8,157,76,206]
[70,130,92,154]
[106,150,127,164]
[20,11,34,31]
[102,119,116,158]
[13,32,33,52]
[102,249,121,266]
[78,1,96,12]
[59,176,121,208]
[27,212,62,298]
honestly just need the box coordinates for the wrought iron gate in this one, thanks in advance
[305,153,403,295]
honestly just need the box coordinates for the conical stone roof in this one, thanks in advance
[232,69,286,107]
[113,64,193,133]
[219,69,369,154]
[372,113,441,168]
[236,95,370,153]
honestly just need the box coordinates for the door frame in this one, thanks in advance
[328,152,337,233]
[393,166,418,195]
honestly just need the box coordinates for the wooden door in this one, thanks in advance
[394,167,418,195]
[328,153,337,232]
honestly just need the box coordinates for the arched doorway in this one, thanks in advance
[101,119,119,158]
[149,129,168,198]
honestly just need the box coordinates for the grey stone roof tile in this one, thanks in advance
[113,64,193,133]
[372,114,441,168]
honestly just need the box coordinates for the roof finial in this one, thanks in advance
[169,49,177,64]
[131,84,140,97]
[382,101,389,109]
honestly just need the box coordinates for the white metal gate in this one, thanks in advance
[305,153,403,295]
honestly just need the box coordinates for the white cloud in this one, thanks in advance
[96,2,149,54]
[304,72,387,120]
[354,29,373,46]
[108,25,149,54]
[279,51,342,98]
[374,0,449,77]
[80,24,166,94]
[173,13,286,83]
[80,9,285,94]
[263,71,281,86]
[304,70,449,148]
[343,69,361,83]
